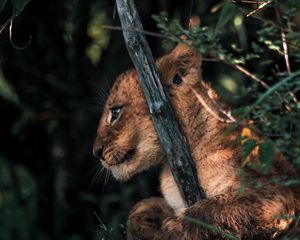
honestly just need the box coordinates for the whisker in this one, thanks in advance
[88,80,109,97]
[87,163,101,177]
[103,76,112,93]
[89,165,102,189]
[86,105,105,113]
[88,95,106,107]
[90,165,107,190]
[95,166,104,180]
[103,169,111,189]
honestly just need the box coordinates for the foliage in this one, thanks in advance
[0,156,37,240]
[0,0,30,16]
[153,1,300,180]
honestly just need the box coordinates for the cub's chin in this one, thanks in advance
[102,154,139,181]
[101,147,164,181]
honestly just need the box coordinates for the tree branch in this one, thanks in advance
[115,0,205,205]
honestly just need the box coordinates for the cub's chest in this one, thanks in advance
[160,165,186,213]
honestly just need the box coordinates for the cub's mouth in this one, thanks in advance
[119,149,136,164]
[101,148,136,168]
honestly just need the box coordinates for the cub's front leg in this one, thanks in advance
[128,186,298,240]
[127,197,174,240]
[167,187,297,240]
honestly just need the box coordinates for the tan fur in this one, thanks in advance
[93,44,300,239]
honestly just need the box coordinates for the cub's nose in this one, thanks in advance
[93,145,104,159]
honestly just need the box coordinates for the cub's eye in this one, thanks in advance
[110,106,122,122]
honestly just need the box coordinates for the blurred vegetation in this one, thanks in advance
[0,0,299,240]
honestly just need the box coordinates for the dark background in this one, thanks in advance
[0,0,299,239]
[0,1,203,239]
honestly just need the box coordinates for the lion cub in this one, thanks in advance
[93,44,299,239]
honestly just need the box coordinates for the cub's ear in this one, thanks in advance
[156,44,201,85]
[156,44,202,85]
[169,44,202,77]
[157,16,202,78]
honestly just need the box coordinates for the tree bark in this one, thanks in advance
[115,0,205,206]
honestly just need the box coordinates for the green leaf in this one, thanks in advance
[215,3,238,35]
[242,139,257,160]
[0,0,7,13]
[12,110,34,136]
[10,0,30,17]
[259,141,274,175]
[0,70,19,105]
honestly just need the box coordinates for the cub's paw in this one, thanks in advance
[127,197,173,240]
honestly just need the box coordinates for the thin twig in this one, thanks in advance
[210,54,271,89]
[246,1,272,17]
[102,25,164,38]
[233,64,270,89]
[93,212,113,240]
[187,0,194,28]
[233,0,298,103]
[280,32,291,75]
[232,1,286,32]
[202,58,219,62]
[9,18,32,50]
[190,87,236,123]
[273,0,298,103]
[209,55,295,111]
[238,7,286,31]
[231,62,295,110]
[113,3,117,20]
[232,0,270,3]
[94,212,108,231]
[0,18,11,35]
[274,0,291,75]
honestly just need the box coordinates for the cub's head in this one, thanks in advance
[92,69,165,181]
[93,45,202,181]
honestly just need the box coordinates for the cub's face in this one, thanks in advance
[93,70,165,181]
[93,45,202,181]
